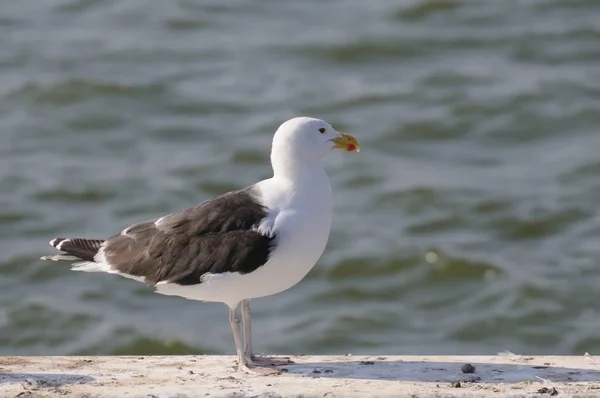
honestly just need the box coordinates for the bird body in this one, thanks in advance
[41,117,359,374]
[155,169,332,308]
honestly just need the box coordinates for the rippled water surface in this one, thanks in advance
[1,0,600,356]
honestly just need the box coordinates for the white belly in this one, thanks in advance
[234,206,332,296]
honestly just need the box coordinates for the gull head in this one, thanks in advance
[271,117,360,165]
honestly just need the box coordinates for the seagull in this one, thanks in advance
[41,117,360,375]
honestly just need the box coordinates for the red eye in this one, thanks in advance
[319,128,327,134]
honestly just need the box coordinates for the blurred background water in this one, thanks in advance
[1,0,599,357]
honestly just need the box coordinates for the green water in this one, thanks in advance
[1,0,600,357]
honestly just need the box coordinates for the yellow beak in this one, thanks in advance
[331,132,360,152]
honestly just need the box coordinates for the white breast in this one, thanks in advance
[227,169,333,301]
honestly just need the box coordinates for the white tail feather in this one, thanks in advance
[70,261,111,272]
[70,261,145,283]
[40,254,79,261]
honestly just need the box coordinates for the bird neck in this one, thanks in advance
[271,152,326,187]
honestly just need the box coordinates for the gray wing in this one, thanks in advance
[102,187,277,286]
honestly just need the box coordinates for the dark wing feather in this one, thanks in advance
[102,187,276,286]
[49,238,105,261]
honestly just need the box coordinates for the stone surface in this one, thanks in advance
[0,354,599,397]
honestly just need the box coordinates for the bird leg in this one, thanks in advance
[241,299,254,362]
[228,306,245,367]
[241,300,294,367]
[229,305,281,376]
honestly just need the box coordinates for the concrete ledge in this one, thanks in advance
[0,355,599,397]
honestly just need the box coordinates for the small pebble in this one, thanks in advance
[360,361,375,365]
[312,370,322,374]
[188,370,194,375]
[450,381,461,388]
[324,369,333,373]
[538,387,559,396]
[461,363,476,373]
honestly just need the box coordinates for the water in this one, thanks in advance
[1,0,600,357]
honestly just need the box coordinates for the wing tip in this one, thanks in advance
[49,238,69,250]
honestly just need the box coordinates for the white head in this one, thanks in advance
[270,117,359,178]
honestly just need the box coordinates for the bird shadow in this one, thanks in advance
[0,372,94,386]
[278,356,600,384]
